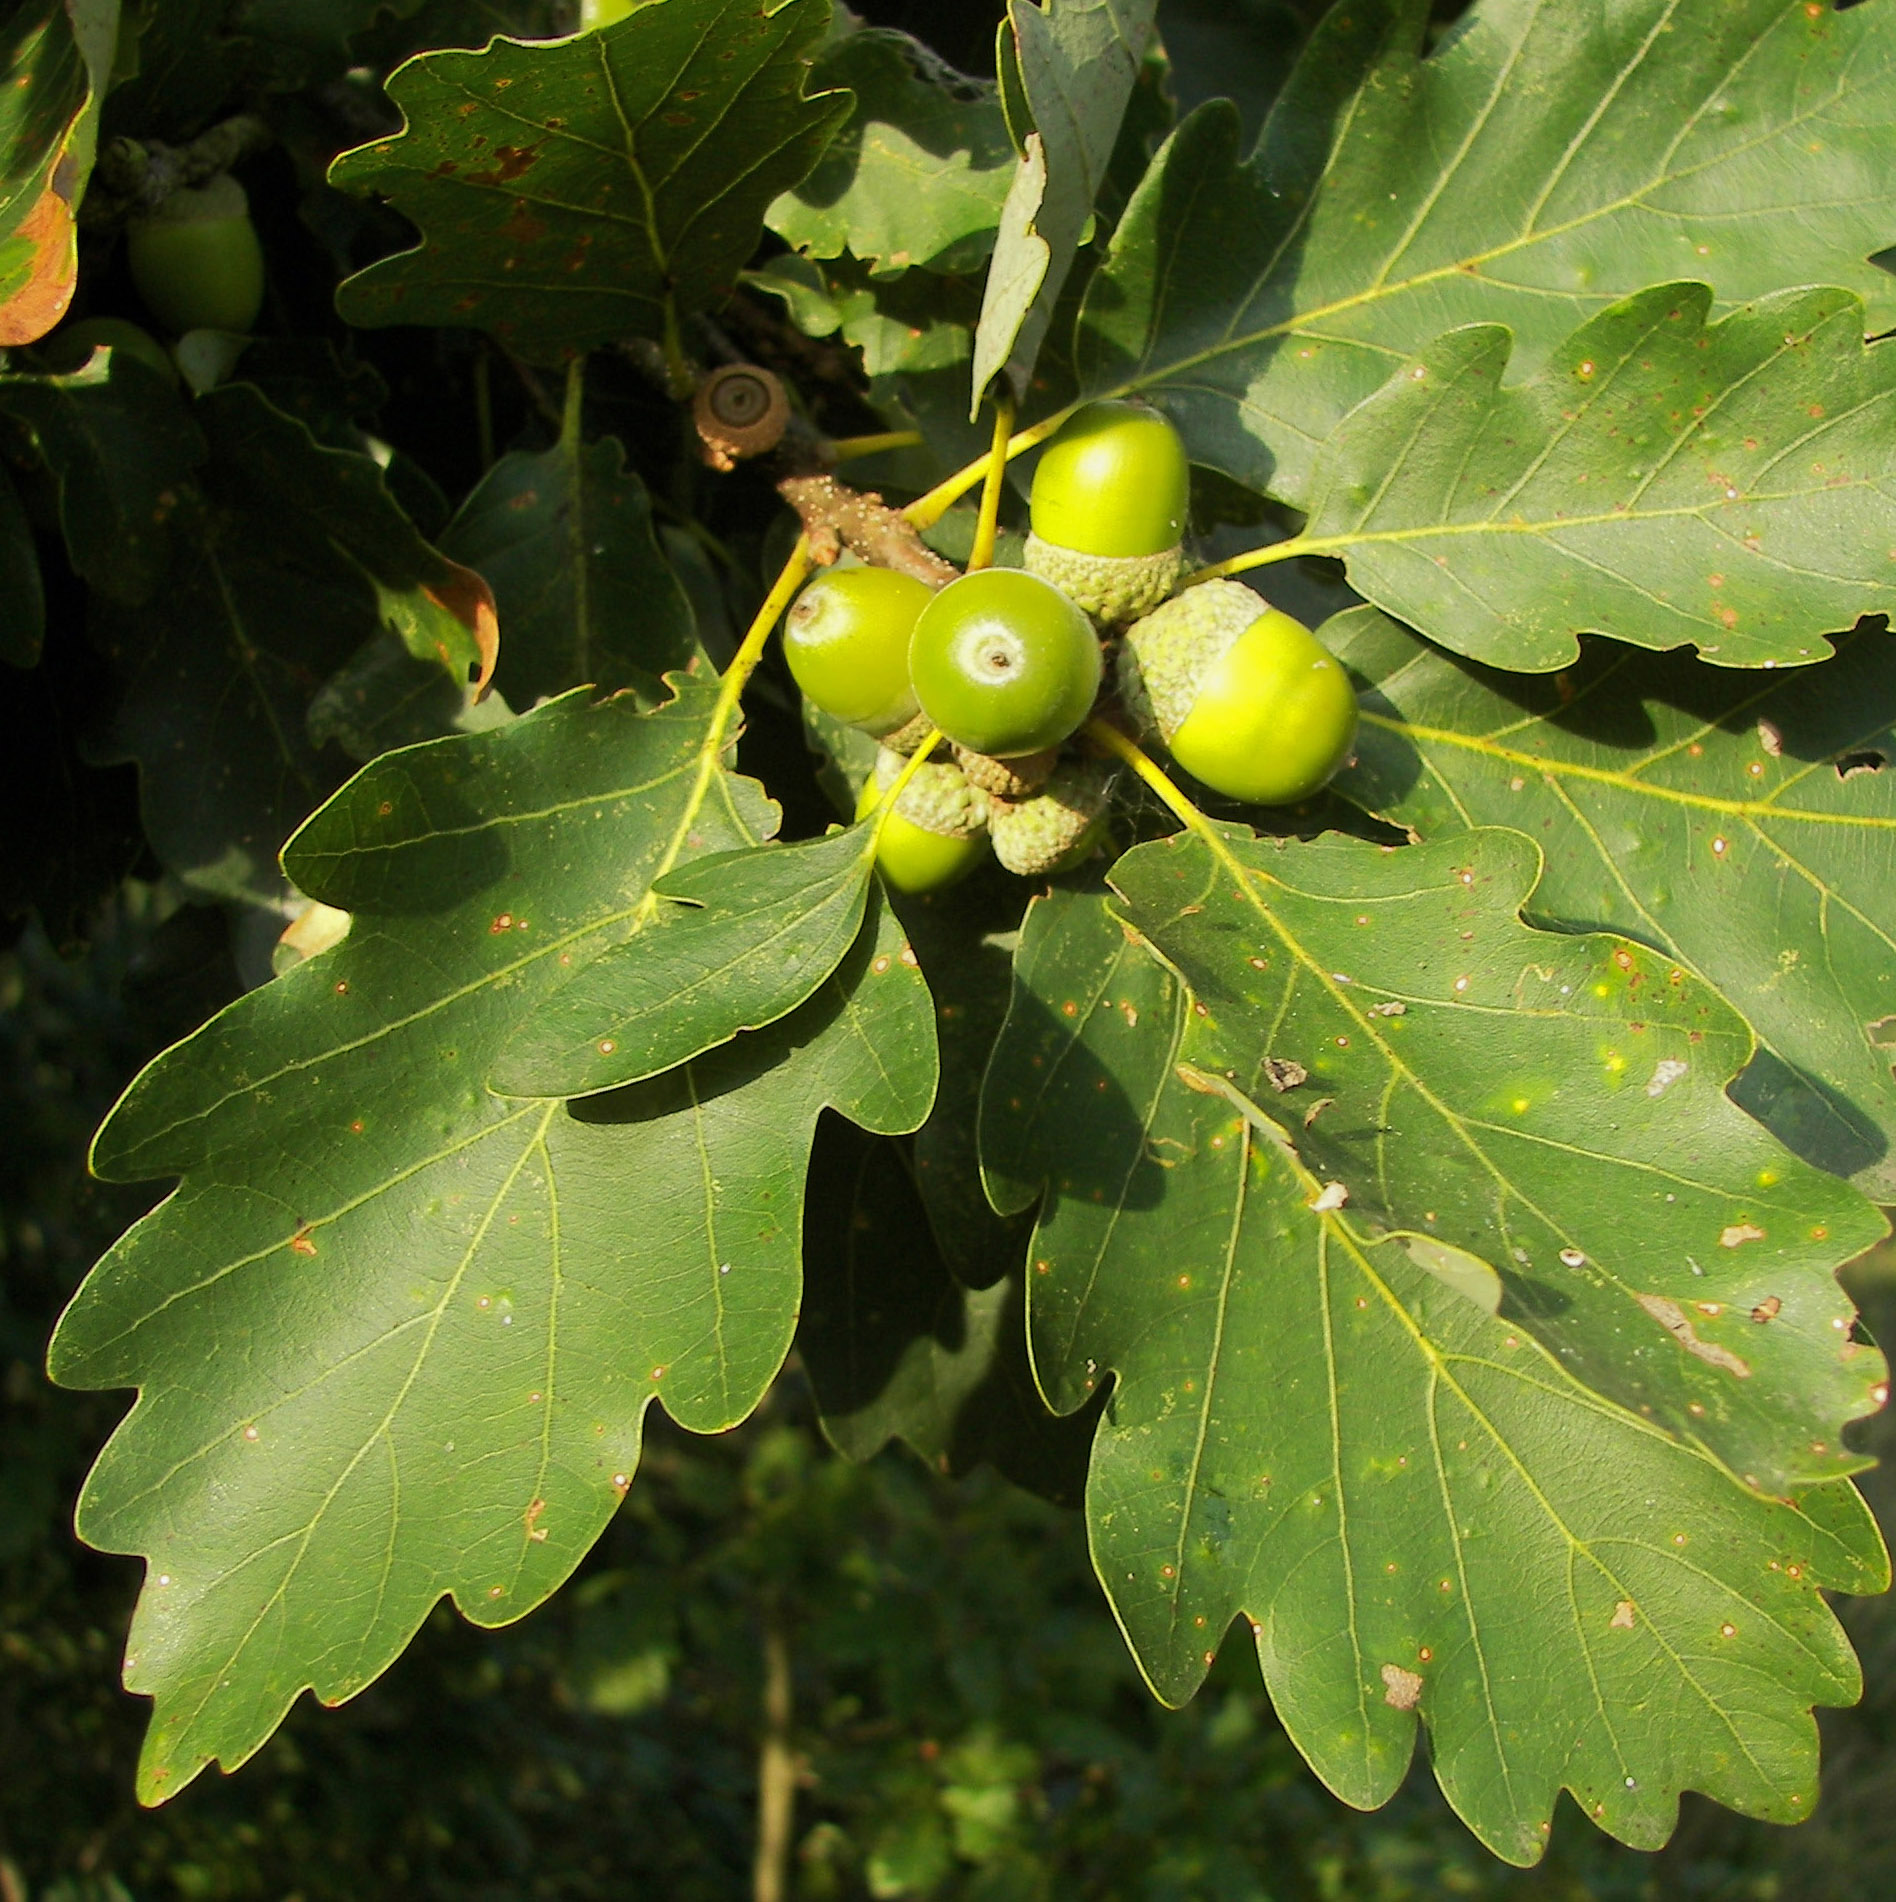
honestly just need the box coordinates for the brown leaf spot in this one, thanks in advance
[1719,1223,1765,1248]
[1263,1057,1307,1092]
[1610,1601,1636,1630]
[1751,1295,1782,1324]
[1381,1663,1423,1710]
[1636,1294,1752,1378]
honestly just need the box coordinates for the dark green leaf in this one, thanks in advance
[441,430,699,708]
[0,351,207,604]
[1104,825,1886,1493]
[1297,286,1896,672]
[329,0,852,359]
[50,679,937,1803]
[84,382,496,903]
[767,28,1015,276]
[801,1118,1095,1507]
[104,0,266,143]
[1330,606,1896,1196]
[492,826,879,1098]
[1080,0,1896,505]
[0,455,44,667]
[981,887,1888,1863]
[973,0,1159,409]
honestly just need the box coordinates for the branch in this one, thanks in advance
[776,473,959,585]
[751,1603,796,1902]
[83,115,272,222]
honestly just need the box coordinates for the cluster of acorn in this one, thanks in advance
[783,400,1360,891]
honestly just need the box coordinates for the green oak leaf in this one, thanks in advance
[971,0,1159,411]
[744,250,981,379]
[0,349,206,604]
[1077,0,1896,506]
[492,826,879,1098]
[1328,605,1896,1198]
[328,0,852,360]
[0,456,45,668]
[767,28,1015,277]
[85,382,494,904]
[980,887,1889,1863]
[0,0,116,346]
[1294,286,1896,672]
[49,676,938,1804]
[1097,825,1887,1494]
[440,427,698,710]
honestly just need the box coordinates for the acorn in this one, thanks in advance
[857,748,992,893]
[1023,399,1189,624]
[989,759,1114,878]
[125,173,266,336]
[783,566,930,739]
[1117,581,1358,807]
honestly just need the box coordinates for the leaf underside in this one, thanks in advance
[1330,606,1896,1199]
[980,888,1887,1865]
[49,681,936,1801]
[1303,285,1896,673]
[1078,0,1896,506]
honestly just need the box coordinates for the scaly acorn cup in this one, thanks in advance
[857,751,991,894]
[125,173,267,336]
[951,742,1057,798]
[782,566,931,738]
[1117,580,1359,807]
[989,759,1115,877]
[909,568,1102,759]
[1024,399,1189,623]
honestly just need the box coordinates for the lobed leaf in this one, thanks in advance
[50,677,937,1802]
[328,0,852,360]
[492,826,879,1099]
[84,382,495,903]
[0,350,207,605]
[1298,286,1896,672]
[440,430,698,710]
[981,888,1888,1863]
[1330,605,1896,1198]
[1102,825,1887,1495]
[767,27,1015,277]
[1077,0,1896,505]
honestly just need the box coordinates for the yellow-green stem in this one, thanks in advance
[1184,536,1328,588]
[966,393,1015,573]
[1086,719,1212,836]
[712,537,812,726]
[867,730,946,842]
[902,406,1072,531]
[825,429,923,464]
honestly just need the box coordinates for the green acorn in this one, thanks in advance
[1023,399,1189,623]
[858,749,991,893]
[1116,581,1358,807]
[989,759,1114,878]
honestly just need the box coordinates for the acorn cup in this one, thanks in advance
[951,742,1058,798]
[989,759,1115,878]
[1116,580,1359,807]
[856,748,992,894]
[1023,399,1190,624]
